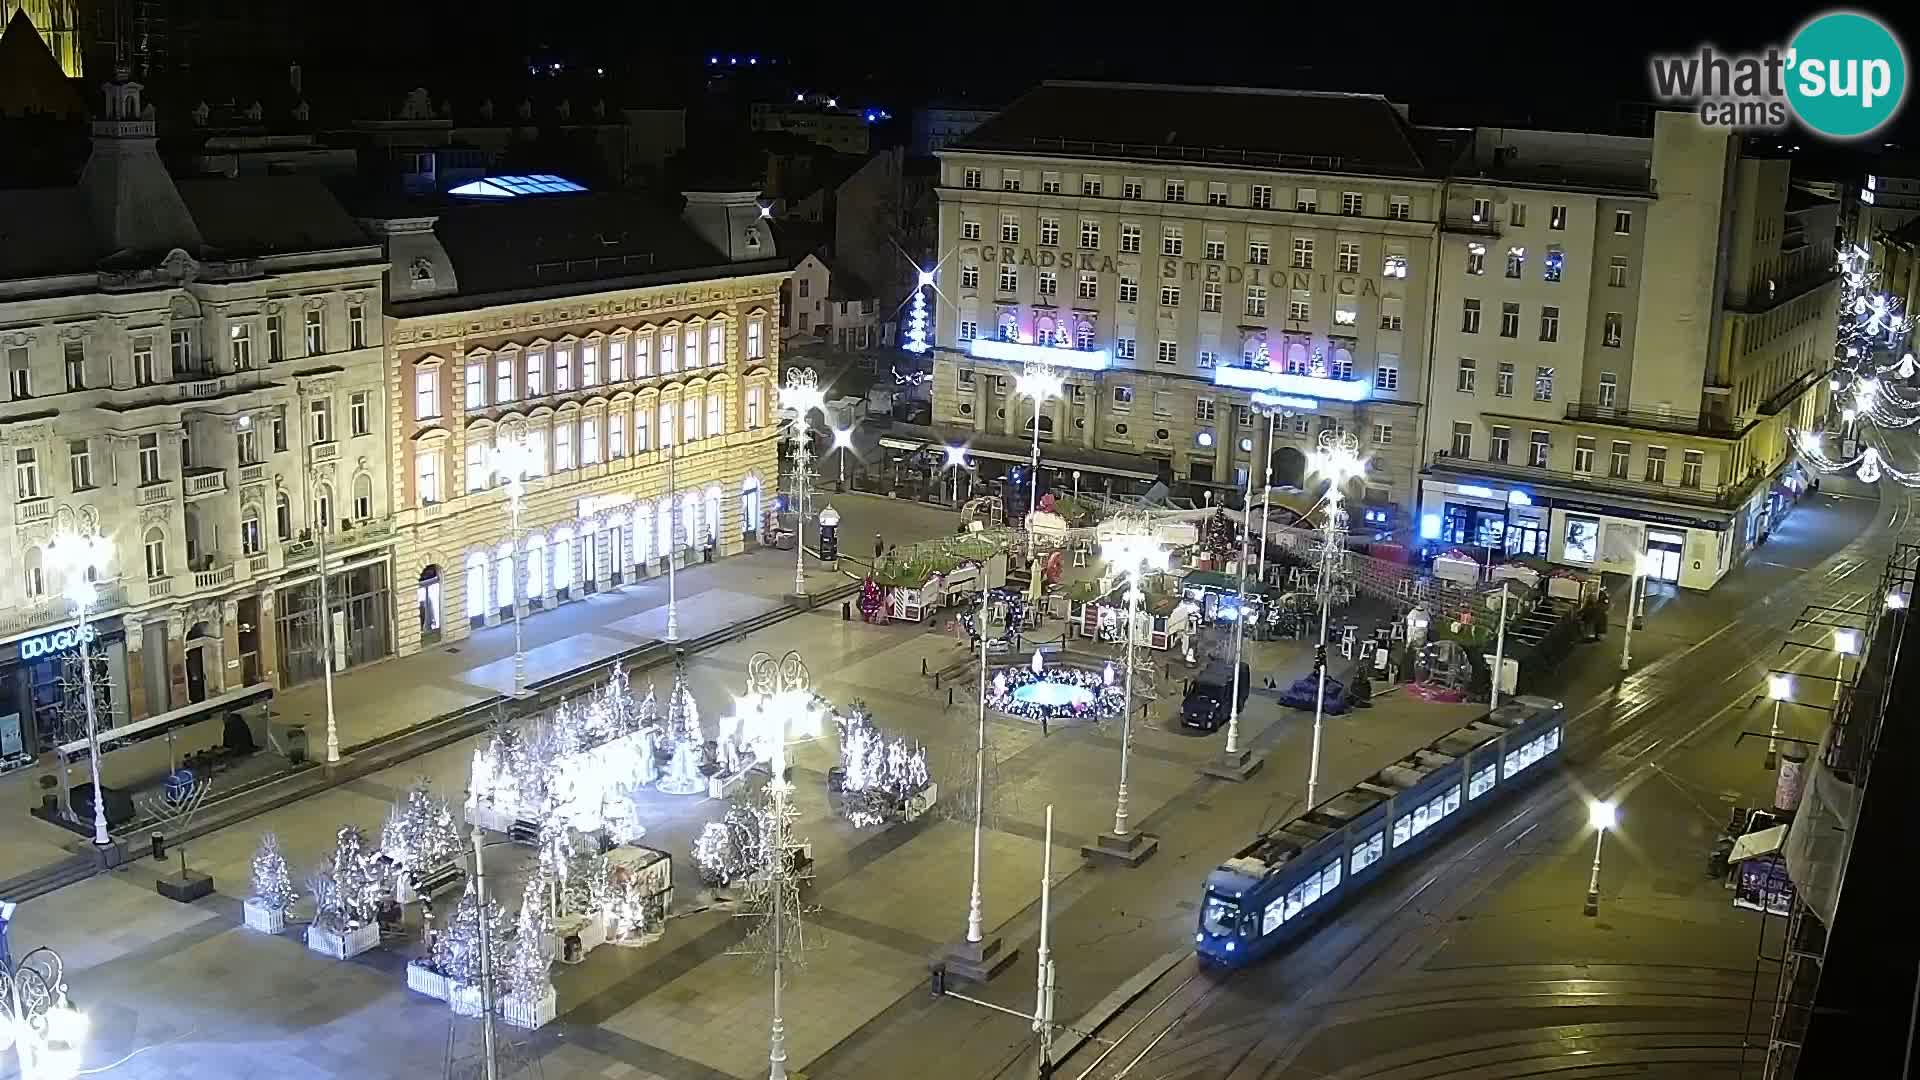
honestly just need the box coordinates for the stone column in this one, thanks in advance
[218,598,242,696]
[124,616,151,722]
[258,587,282,687]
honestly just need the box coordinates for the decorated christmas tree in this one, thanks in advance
[250,831,296,911]
[431,883,511,984]
[504,879,553,999]
[655,654,706,795]
[858,576,884,623]
[1200,508,1239,564]
[383,782,462,873]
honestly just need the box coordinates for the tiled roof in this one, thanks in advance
[175,175,373,255]
[950,81,1438,177]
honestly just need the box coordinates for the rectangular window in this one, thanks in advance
[683,328,698,370]
[1157,340,1178,365]
[1614,209,1633,234]
[1080,220,1099,248]
[1081,176,1102,196]
[1292,237,1313,269]
[221,326,250,373]
[1574,436,1595,473]
[145,531,165,579]
[608,338,625,381]
[609,413,626,458]
[963,168,982,190]
[415,369,439,419]
[466,442,487,492]
[1041,172,1061,194]
[961,265,979,289]
[1338,242,1360,273]
[554,421,574,470]
[1248,241,1270,266]
[999,264,1019,293]
[1598,371,1618,407]
[1380,299,1403,331]
[138,433,161,483]
[272,406,287,452]
[13,448,39,499]
[1040,217,1059,246]
[1077,272,1098,301]
[1352,832,1385,870]
[1244,285,1265,317]
[466,362,486,408]
[1549,204,1567,230]
[348,303,367,349]
[69,438,92,490]
[304,308,324,354]
[1609,441,1631,479]
[1000,214,1020,243]
[133,337,156,385]
[1462,299,1481,333]
[1373,422,1392,446]
[1375,361,1399,392]
[962,220,981,241]
[1465,243,1486,275]
[1499,302,1520,337]
[1159,284,1180,308]
[1543,248,1564,282]
[1039,271,1058,297]
[583,341,601,385]
[1393,815,1412,847]
[1342,191,1364,215]
[1162,226,1183,256]
[169,328,194,374]
[1288,296,1310,322]
[1534,365,1555,401]
[1002,172,1021,192]
[637,333,658,375]
[1116,337,1136,360]
[1296,189,1317,213]
[1113,386,1134,408]
[682,396,700,442]
[1529,429,1550,467]
[1199,239,1222,261]
[1540,306,1560,342]
[1389,195,1410,221]
[1152,390,1172,416]
[1509,201,1527,226]
[1608,256,1629,288]
[1334,301,1357,327]
[1124,178,1144,200]
[309,397,332,444]
[266,316,283,362]
[1118,277,1139,304]
[1472,197,1492,223]
[1506,247,1525,278]
[636,406,652,450]
[958,320,978,342]
[1603,312,1623,347]
[1645,445,1667,483]
[1490,425,1511,463]
[1195,397,1216,422]
[1496,362,1514,397]
[1207,182,1228,206]
[1457,358,1477,393]
[416,449,441,503]
[1120,223,1141,253]
[1163,179,1185,202]
[1251,185,1273,210]
[496,357,515,401]
[527,348,548,394]
[1682,449,1704,489]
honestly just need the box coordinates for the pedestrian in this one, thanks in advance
[874,533,884,560]
[1039,709,1049,738]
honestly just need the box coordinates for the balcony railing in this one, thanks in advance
[1563,401,1742,437]
[1442,214,1502,235]
[1428,451,1752,509]
[148,577,174,598]
[193,562,236,591]
[184,468,228,498]
[0,582,129,636]
[16,497,53,524]
[239,463,266,486]
[137,481,174,505]
[310,441,340,464]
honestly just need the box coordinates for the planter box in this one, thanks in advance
[406,960,455,1001]
[450,984,485,1018]
[503,986,557,1029]
[306,921,380,960]
[242,897,287,934]
[902,782,939,822]
[707,770,748,801]
[550,910,608,964]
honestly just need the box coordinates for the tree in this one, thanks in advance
[1201,509,1239,564]
[250,832,296,911]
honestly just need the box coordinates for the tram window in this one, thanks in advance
[1262,897,1285,934]
[1546,727,1561,753]
[1444,785,1462,815]
[1202,895,1239,936]
[1469,764,1497,799]
[1393,816,1412,846]
[1352,832,1384,870]
[1285,886,1305,920]
[1321,860,1341,894]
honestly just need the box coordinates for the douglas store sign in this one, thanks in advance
[18,624,97,661]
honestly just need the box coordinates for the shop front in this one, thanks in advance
[0,616,132,767]
[274,558,395,689]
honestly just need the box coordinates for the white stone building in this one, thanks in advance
[355,182,787,661]
[0,72,391,759]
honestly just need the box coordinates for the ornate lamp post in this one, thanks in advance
[296,384,341,763]
[487,429,540,696]
[0,940,87,1080]
[1087,523,1168,865]
[780,369,826,598]
[1583,799,1618,916]
[942,444,969,506]
[1305,431,1365,810]
[1204,425,1267,781]
[830,426,854,490]
[43,529,113,848]
[1014,363,1063,522]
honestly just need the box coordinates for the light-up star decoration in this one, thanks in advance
[728,651,823,786]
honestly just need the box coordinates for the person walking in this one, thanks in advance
[874,533,885,560]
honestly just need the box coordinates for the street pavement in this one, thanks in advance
[0,487,1886,1080]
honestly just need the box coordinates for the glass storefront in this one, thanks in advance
[1441,503,1507,548]
[275,562,393,687]
[0,620,128,762]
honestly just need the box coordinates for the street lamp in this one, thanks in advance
[1208,448,1262,781]
[943,444,969,506]
[1584,799,1617,916]
[781,369,826,598]
[43,529,113,848]
[0,943,86,1080]
[1833,627,1860,706]
[1619,552,1658,672]
[1888,589,1910,610]
[1765,674,1793,770]
[1097,526,1170,858]
[830,426,855,491]
[296,385,341,763]
[1014,364,1063,522]
[487,431,540,696]
[1304,431,1365,810]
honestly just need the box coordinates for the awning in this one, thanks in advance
[61,681,274,764]
[1729,824,1789,864]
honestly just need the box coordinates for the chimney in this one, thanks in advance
[681,190,775,263]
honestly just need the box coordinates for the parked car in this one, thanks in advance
[1181,660,1252,731]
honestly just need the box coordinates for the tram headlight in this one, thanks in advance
[1195,933,1204,943]
[1225,941,1236,952]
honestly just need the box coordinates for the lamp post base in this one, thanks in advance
[89,837,129,868]
[1584,890,1600,917]
[933,934,1017,984]
[1200,747,1265,782]
[1082,830,1159,867]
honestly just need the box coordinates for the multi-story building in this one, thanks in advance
[356,183,786,659]
[0,70,392,759]
[911,104,997,157]
[931,81,1446,518]
[1851,163,1920,249]
[1422,113,1838,591]
[749,99,870,156]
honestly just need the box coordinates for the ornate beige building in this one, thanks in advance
[358,185,786,658]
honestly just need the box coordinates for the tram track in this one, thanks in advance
[1064,489,1918,1080]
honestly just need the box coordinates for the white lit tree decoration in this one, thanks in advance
[383,782,464,882]
[655,652,707,796]
[903,268,932,354]
[834,704,931,828]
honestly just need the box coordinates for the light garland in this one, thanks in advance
[1791,244,1920,485]
[903,271,931,354]
[984,660,1126,724]
[834,705,931,828]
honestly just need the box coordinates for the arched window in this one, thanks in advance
[313,482,334,531]
[241,505,263,555]
[679,493,697,549]
[494,543,514,610]
[632,502,653,565]
[275,491,292,540]
[554,526,575,589]
[705,485,723,547]
[525,532,547,598]
[23,547,45,599]
[657,497,674,557]
[1285,342,1309,375]
[143,527,167,579]
[353,472,374,520]
[741,476,762,538]
[1076,321,1095,350]
[465,551,489,619]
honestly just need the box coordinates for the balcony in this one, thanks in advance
[1428,451,1754,510]
[148,577,174,599]
[1563,402,1742,438]
[1442,214,1502,236]
[311,441,340,464]
[183,468,228,500]
[192,561,236,591]
[249,554,271,575]
[137,481,175,505]
[1212,360,1373,403]
[16,497,53,524]
[0,581,129,636]
[239,463,266,486]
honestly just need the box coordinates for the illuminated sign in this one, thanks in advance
[20,624,97,661]
[1507,490,1533,507]
[1250,393,1320,411]
[968,339,1111,371]
[1457,485,1497,499]
[891,367,933,385]
[1212,365,1372,402]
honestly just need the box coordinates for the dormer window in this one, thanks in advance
[744,226,761,250]
[409,257,435,288]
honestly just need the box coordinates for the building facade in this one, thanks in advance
[0,72,392,763]
[358,185,786,661]
[1422,114,1838,591]
[748,100,870,156]
[930,82,1443,516]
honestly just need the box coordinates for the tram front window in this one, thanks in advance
[1202,894,1240,936]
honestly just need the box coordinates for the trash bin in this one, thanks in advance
[285,724,308,765]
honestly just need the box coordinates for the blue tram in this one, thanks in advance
[1196,695,1565,966]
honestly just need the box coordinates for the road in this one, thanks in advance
[1062,488,1911,1080]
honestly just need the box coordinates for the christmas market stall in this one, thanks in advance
[873,535,1010,623]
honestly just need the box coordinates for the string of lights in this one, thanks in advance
[1793,244,1920,487]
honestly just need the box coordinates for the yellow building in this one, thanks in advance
[1,1,80,77]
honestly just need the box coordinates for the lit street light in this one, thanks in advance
[943,444,969,506]
[488,431,540,696]
[43,529,113,847]
[781,369,826,598]
[1014,364,1063,522]
[0,938,86,1080]
[831,426,855,490]
[1304,432,1365,809]
[1093,526,1169,860]
[1833,627,1860,706]
[1765,674,1793,770]
[1619,552,1658,672]
[1584,799,1617,916]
